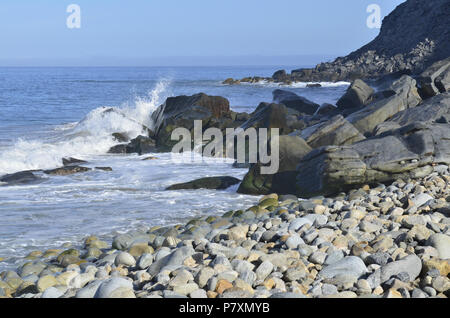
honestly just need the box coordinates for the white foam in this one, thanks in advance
[0,81,170,175]
[237,80,350,88]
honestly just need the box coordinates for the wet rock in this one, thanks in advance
[44,166,91,176]
[166,176,240,191]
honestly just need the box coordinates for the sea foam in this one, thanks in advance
[0,80,170,175]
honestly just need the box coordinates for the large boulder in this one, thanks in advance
[166,176,241,191]
[0,171,41,186]
[336,79,374,110]
[417,57,450,98]
[238,135,312,195]
[296,115,366,148]
[241,103,290,132]
[272,90,319,115]
[296,122,450,198]
[151,93,232,151]
[378,92,450,127]
[346,75,421,136]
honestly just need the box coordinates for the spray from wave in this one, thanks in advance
[0,80,171,175]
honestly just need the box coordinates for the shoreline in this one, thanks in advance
[1,168,449,298]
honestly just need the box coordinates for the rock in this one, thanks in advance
[190,289,208,298]
[270,292,306,298]
[238,135,312,195]
[94,278,135,298]
[296,123,450,198]
[366,252,392,266]
[215,280,233,295]
[383,92,450,127]
[0,171,41,186]
[411,193,434,208]
[195,267,215,288]
[240,102,291,133]
[41,287,63,298]
[148,246,195,276]
[137,253,153,270]
[114,252,136,267]
[166,176,240,191]
[151,93,232,151]
[377,254,422,284]
[426,234,450,259]
[75,280,103,298]
[173,283,199,296]
[255,261,274,281]
[285,235,305,249]
[298,115,365,148]
[336,79,374,109]
[417,57,450,98]
[44,166,91,176]
[320,256,368,279]
[36,275,58,293]
[346,75,421,136]
[272,89,319,115]
[108,135,157,155]
[272,70,289,82]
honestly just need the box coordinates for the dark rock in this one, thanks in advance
[380,92,450,127]
[296,122,450,198]
[44,166,91,176]
[108,135,157,155]
[346,75,421,136]
[151,93,232,151]
[238,135,312,195]
[417,57,450,98]
[272,70,289,82]
[306,83,322,88]
[316,103,337,115]
[272,89,319,115]
[241,103,290,133]
[0,171,41,186]
[126,136,157,155]
[95,167,113,171]
[336,79,374,110]
[166,176,241,191]
[296,115,365,148]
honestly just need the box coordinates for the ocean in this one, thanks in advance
[0,66,349,271]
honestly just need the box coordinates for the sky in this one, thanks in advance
[0,0,405,66]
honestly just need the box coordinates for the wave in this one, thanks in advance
[236,80,350,88]
[0,80,170,175]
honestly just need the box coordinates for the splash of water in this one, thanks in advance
[0,80,171,175]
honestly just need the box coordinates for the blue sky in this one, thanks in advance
[0,0,405,66]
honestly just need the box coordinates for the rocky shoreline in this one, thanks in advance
[1,0,449,299]
[1,168,449,298]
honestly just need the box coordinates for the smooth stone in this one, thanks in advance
[94,277,135,298]
[255,261,274,281]
[137,253,154,270]
[75,280,103,298]
[114,251,136,267]
[41,287,63,298]
[379,254,422,284]
[320,256,368,279]
[426,234,450,259]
